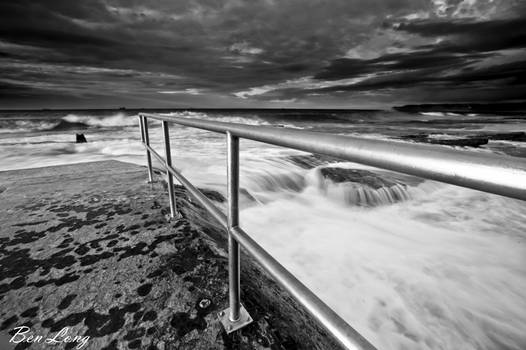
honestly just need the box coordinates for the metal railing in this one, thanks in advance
[138,113,526,350]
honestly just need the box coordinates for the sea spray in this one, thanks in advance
[63,113,138,127]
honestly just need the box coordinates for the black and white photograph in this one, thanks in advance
[1,1,525,349]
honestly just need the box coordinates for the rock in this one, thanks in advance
[485,132,526,142]
[432,137,488,147]
[401,132,526,147]
[287,154,340,169]
[400,134,488,147]
[240,188,258,204]
[317,167,424,206]
[76,133,87,143]
[319,168,399,189]
[199,188,225,203]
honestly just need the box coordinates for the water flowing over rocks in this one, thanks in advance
[286,154,341,169]
[317,167,424,207]
[249,154,428,207]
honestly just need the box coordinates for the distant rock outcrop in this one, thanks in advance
[485,132,526,142]
[400,134,489,147]
[76,133,87,143]
[393,102,526,114]
[400,131,526,148]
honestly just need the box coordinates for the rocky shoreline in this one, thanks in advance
[399,131,526,148]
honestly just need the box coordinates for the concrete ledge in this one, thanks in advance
[0,161,340,349]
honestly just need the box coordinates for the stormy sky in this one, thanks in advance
[1,0,525,109]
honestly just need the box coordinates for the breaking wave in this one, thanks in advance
[160,110,272,126]
[0,113,139,133]
[0,119,59,133]
[242,161,437,207]
[62,113,138,127]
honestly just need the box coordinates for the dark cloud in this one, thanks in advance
[396,17,526,53]
[314,50,493,81]
[0,0,525,108]
[309,55,526,104]
[304,2,526,105]
[317,59,525,91]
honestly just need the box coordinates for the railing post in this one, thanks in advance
[228,132,241,321]
[219,131,253,333]
[162,121,177,219]
[139,115,145,144]
[141,115,154,183]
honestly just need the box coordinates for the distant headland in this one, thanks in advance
[394,102,526,114]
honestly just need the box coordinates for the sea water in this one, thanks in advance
[1,109,525,350]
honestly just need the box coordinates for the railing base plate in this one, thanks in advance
[218,305,253,333]
[165,212,183,222]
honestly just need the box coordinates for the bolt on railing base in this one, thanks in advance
[218,305,253,333]
[164,211,183,222]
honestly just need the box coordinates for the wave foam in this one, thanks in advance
[160,111,271,126]
[62,113,138,127]
[0,119,59,133]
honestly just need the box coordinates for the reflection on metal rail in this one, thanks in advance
[138,113,526,350]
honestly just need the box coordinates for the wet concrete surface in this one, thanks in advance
[0,161,340,350]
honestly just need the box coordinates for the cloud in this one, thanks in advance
[308,52,526,103]
[0,0,524,107]
[234,87,274,99]
[269,98,297,103]
[229,42,264,55]
[158,88,202,95]
[233,75,375,99]
[301,3,526,104]
[430,0,505,19]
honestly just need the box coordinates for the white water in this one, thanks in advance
[242,182,526,350]
[1,112,525,349]
[62,113,138,127]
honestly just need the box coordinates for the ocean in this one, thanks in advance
[1,109,525,350]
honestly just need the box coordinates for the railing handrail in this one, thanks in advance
[141,113,526,201]
[138,112,526,350]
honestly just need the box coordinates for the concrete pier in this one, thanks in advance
[0,161,340,350]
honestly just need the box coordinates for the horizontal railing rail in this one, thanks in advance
[138,113,526,350]
[141,113,526,201]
